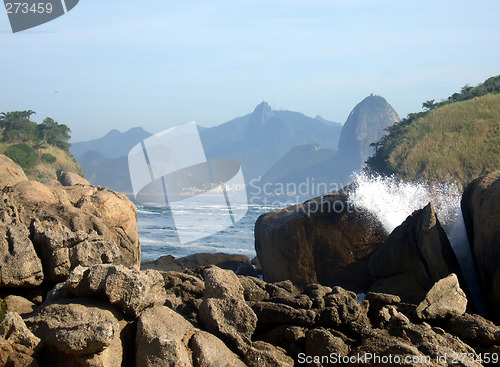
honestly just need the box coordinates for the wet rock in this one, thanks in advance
[255,191,387,291]
[461,170,500,323]
[369,202,466,304]
[416,274,467,320]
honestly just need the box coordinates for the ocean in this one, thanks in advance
[137,203,271,261]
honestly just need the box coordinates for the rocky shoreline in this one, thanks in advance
[0,154,499,366]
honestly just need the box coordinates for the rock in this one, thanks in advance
[244,341,294,367]
[252,302,316,327]
[136,306,195,367]
[318,287,361,327]
[461,170,500,323]
[0,154,28,188]
[416,274,467,320]
[445,313,500,347]
[369,202,466,304]
[303,283,333,309]
[350,329,425,367]
[191,330,246,367]
[142,253,258,277]
[388,316,482,366]
[238,276,268,303]
[200,298,257,350]
[0,337,38,367]
[3,295,36,316]
[58,171,90,186]
[365,292,401,305]
[255,191,388,291]
[0,312,40,349]
[0,159,140,288]
[163,271,205,301]
[0,224,44,287]
[305,328,349,360]
[66,264,167,318]
[203,265,245,300]
[26,299,126,365]
[104,267,167,318]
[199,267,257,350]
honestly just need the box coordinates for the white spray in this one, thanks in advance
[348,172,485,313]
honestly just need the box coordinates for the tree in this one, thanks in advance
[422,100,436,110]
[38,117,71,151]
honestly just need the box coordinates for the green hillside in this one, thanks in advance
[366,76,500,186]
[0,110,84,184]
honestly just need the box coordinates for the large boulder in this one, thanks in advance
[199,266,258,351]
[0,154,28,188]
[0,224,44,287]
[57,170,89,186]
[0,157,140,291]
[66,264,167,318]
[461,170,500,323]
[368,202,465,304]
[136,306,195,367]
[255,191,388,291]
[26,299,127,366]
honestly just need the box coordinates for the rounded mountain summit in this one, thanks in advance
[338,94,400,171]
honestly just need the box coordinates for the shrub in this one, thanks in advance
[4,143,39,169]
[41,153,57,164]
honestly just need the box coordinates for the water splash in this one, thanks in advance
[348,172,485,313]
[347,172,462,233]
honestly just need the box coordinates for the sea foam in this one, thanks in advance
[348,172,485,313]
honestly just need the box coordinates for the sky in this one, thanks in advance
[1,0,500,142]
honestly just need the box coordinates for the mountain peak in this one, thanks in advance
[338,95,400,167]
[249,101,274,128]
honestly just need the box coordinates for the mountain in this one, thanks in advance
[71,104,342,196]
[337,94,400,171]
[260,144,337,185]
[71,127,152,159]
[366,76,500,185]
[256,95,400,200]
[77,151,132,193]
[201,102,342,180]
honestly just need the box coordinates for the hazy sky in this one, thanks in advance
[2,0,499,142]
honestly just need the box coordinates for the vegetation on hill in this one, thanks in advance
[0,110,84,183]
[366,75,500,186]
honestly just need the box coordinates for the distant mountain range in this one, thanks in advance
[72,98,398,201]
[71,127,152,159]
[71,102,343,196]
